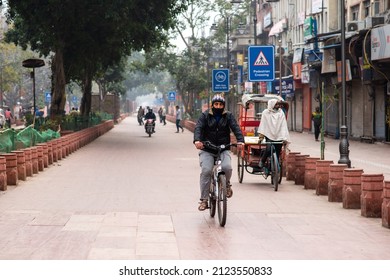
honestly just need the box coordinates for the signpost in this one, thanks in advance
[248,46,275,82]
[212,69,229,92]
[168,91,176,101]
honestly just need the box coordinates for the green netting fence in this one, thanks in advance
[0,126,61,153]
[0,112,113,153]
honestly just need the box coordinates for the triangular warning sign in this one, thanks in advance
[254,51,269,66]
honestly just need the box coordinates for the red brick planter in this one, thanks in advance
[342,168,364,209]
[315,160,334,196]
[382,181,390,228]
[30,147,39,175]
[304,157,320,190]
[361,174,384,218]
[0,153,18,186]
[36,145,44,172]
[11,150,27,181]
[23,148,33,177]
[328,164,348,202]
[37,143,49,168]
[0,157,7,191]
[286,152,300,181]
[294,155,309,185]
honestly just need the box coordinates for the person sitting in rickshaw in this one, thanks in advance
[257,99,290,169]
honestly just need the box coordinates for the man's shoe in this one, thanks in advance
[175,131,179,133]
[182,128,184,132]
[226,184,233,198]
[198,200,208,211]
[258,161,264,169]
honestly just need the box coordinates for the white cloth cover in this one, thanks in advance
[258,99,290,142]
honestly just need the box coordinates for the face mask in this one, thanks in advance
[212,107,224,115]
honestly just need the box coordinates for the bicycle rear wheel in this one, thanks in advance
[217,174,227,226]
[209,183,216,217]
[271,153,279,191]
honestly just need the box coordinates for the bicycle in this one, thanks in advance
[203,141,237,227]
[261,141,284,191]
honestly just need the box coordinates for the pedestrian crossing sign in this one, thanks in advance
[248,46,275,82]
[254,51,269,66]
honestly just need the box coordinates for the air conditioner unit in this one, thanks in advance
[365,16,384,28]
[346,21,365,32]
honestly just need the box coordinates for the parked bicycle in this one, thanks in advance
[203,141,237,227]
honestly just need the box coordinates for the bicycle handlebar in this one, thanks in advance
[262,141,286,145]
[202,141,237,151]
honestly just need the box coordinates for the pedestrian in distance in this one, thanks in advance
[158,107,163,123]
[193,94,245,211]
[5,108,13,129]
[175,105,184,133]
[257,99,290,169]
[161,107,167,125]
[312,106,322,141]
[137,106,144,125]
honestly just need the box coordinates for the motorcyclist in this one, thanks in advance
[144,108,156,133]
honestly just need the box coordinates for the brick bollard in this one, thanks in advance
[47,142,53,165]
[315,160,334,196]
[382,181,390,228]
[37,143,49,168]
[286,152,300,181]
[30,147,39,175]
[0,157,7,191]
[361,174,384,218]
[328,164,348,202]
[36,145,44,172]
[51,140,58,163]
[11,150,27,181]
[304,157,320,190]
[0,153,18,186]
[23,148,33,177]
[294,155,309,185]
[342,168,364,209]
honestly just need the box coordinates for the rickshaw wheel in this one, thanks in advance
[237,154,244,183]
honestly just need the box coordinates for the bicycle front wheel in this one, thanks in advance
[209,183,216,217]
[217,174,227,226]
[237,154,244,183]
[271,153,279,191]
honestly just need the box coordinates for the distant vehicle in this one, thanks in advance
[0,108,5,128]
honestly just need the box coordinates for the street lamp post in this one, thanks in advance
[22,58,45,116]
[338,0,351,167]
[278,39,282,96]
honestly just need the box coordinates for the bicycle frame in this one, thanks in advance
[203,141,236,226]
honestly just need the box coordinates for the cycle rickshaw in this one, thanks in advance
[237,94,289,191]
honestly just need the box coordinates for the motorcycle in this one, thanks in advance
[145,119,155,137]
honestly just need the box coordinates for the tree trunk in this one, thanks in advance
[80,71,92,116]
[50,49,66,117]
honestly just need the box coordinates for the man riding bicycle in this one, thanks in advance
[193,94,244,211]
[257,99,290,170]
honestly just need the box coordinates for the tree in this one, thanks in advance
[4,0,187,117]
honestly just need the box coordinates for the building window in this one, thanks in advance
[363,0,370,17]
[351,4,359,21]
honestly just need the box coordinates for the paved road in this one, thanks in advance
[0,116,389,260]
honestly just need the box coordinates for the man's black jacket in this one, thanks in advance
[193,109,244,154]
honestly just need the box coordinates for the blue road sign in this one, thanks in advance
[248,46,275,82]
[45,92,51,103]
[71,96,78,104]
[168,91,176,101]
[212,69,229,92]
